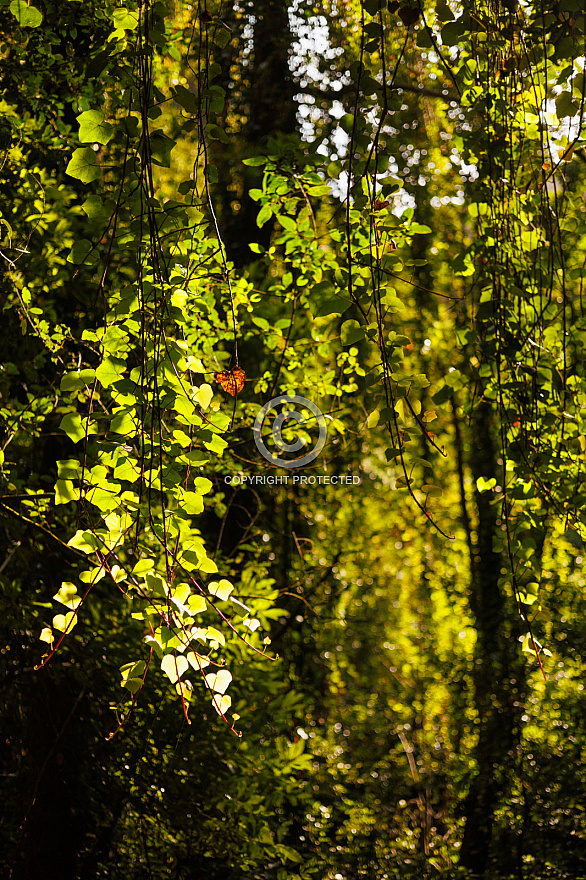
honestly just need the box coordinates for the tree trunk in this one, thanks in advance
[459,399,521,875]
[219,0,297,266]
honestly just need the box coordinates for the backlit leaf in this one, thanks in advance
[186,651,210,670]
[216,368,245,396]
[187,595,207,615]
[193,383,213,409]
[211,694,232,715]
[208,579,234,601]
[39,627,54,645]
[161,654,189,683]
[59,413,86,444]
[77,110,114,145]
[205,669,232,693]
[66,147,101,184]
[111,8,139,29]
[55,479,80,506]
[53,582,81,610]
[53,611,77,633]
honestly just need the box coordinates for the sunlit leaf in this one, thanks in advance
[39,627,54,645]
[211,694,232,715]
[161,654,189,683]
[193,383,213,409]
[54,479,80,506]
[77,110,114,145]
[66,147,101,184]
[53,582,81,610]
[52,611,77,633]
[208,579,234,601]
[205,669,232,694]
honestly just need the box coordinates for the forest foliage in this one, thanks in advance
[2,0,586,877]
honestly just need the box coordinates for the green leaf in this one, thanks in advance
[77,109,114,145]
[175,681,193,701]
[306,184,330,197]
[381,288,405,311]
[52,611,77,633]
[150,131,176,167]
[171,84,197,114]
[57,459,82,479]
[202,433,227,455]
[194,476,213,495]
[96,357,125,388]
[277,214,297,232]
[313,293,352,318]
[180,491,204,515]
[172,429,192,448]
[59,412,86,444]
[394,398,408,422]
[340,113,354,133]
[518,582,540,605]
[120,660,146,694]
[278,846,304,864]
[171,584,191,613]
[81,194,110,224]
[287,738,306,760]
[111,7,139,29]
[341,319,364,345]
[452,248,474,277]
[257,204,273,227]
[206,626,225,647]
[206,123,229,144]
[54,479,80,506]
[522,634,542,656]
[66,148,101,184]
[193,384,213,409]
[120,661,146,680]
[187,595,207,615]
[79,566,107,585]
[213,25,231,48]
[67,530,100,554]
[111,410,137,435]
[53,582,81,610]
[476,476,497,493]
[556,91,579,119]
[39,627,54,645]
[242,156,268,166]
[113,456,140,482]
[85,484,122,514]
[9,0,42,27]
[67,239,97,265]
[61,369,96,393]
[436,1,455,21]
[132,558,155,576]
